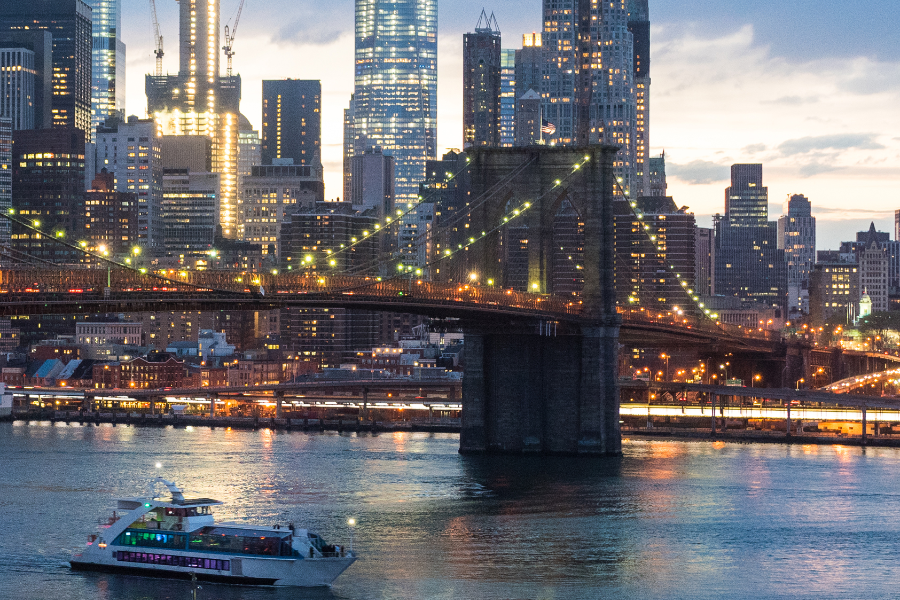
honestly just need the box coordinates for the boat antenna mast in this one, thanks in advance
[154,477,185,503]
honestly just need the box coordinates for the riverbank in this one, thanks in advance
[625,426,900,447]
[11,410,461,434]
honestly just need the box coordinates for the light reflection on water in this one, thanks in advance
[3,422,900,599]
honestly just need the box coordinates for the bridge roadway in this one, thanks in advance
[621,380,900,410]
[0,268,780,351]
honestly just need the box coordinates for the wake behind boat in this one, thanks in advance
[70,478,355,586]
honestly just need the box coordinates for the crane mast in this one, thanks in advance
[222,0,246,77]
[149,0,164,77]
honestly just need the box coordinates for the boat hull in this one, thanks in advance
[70,560,279,586]
[71,547,355,587]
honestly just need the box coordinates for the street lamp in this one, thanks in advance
[796,378,805,391]
[752,374,761,387]
[660,353,669,382]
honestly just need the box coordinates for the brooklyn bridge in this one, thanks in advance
[1,146,890,455]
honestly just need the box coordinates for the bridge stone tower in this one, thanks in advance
[459,146,621,455]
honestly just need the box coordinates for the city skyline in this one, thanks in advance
[116,0,899,247]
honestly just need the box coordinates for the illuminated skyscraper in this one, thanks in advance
[499,49,516,147]
[0,1,92,138]
[352,0,437,204]
[463,11,501,148]
[0,48,35,130]
[628,0,649,197]
[541,0,638,196]
[146,0,241,238]
[343,94,356,203]
[725,164,768,227]
[88,0,125,136]
[0,31,51,130]
[261,79,321,166]
[777,194,816,315]
[0,118,10,247]
[715,165,787,312]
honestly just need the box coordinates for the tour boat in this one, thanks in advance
[70,478,356,586]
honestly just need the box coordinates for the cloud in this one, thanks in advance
[798,161,844,178]
[742,143,767,154]
[777,133,885,156]
[762,95,820,105]
[668,160,730,185]
[272,16,349,46]
[813,206,890,217]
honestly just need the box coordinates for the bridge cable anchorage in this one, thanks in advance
[612,181,775,346]
[0,212,263,298]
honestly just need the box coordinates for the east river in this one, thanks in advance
[3,422,900,600]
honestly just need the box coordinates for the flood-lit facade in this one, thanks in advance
[352,0,437,204]
[145,0,241,238]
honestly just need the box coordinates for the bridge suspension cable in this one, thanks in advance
[322,153,537,277]
[610,181,781,346]
[611,180,721,322]
[0,212,261,297]
[327,154,594,295]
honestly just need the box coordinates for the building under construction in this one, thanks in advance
[145,0,242,238]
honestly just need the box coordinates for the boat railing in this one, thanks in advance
[98,512,121,528]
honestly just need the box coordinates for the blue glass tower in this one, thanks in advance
[89,0,125,136]
[353,0,437,205]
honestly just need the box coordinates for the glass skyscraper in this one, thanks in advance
[89,0,125,137]
[499,49,516,147]
[352,0,437,205]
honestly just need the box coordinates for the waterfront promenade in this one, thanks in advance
[10,406,900,448]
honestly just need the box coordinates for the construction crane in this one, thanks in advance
[149,0,164,76]
[222,0,246,77]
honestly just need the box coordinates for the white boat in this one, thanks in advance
[70,478,356,586]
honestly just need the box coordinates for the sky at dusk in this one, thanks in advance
[120,0,900,249]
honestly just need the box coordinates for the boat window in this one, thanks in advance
[189,532,284,556]
[115,551,229,571]
[113,530,187,550]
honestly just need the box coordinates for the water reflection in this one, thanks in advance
[6,423,900,599]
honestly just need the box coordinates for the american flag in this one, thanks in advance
[541,119,556,136]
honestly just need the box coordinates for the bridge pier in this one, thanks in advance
[459,323,620,456]
[208,395,216,418]
[460,145,621,456]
